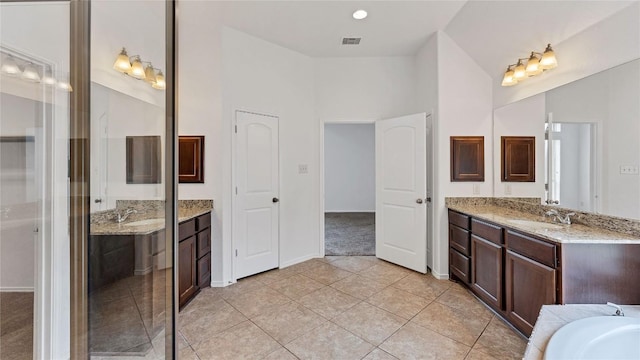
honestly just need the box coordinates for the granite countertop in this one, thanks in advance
[524,304,640,359]
[90,206,212,236]
[448,204,640,244]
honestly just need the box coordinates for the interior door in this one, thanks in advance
[234,111,280,279]
[375,113,427,273]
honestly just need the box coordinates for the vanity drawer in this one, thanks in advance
[449,210,470,230]
[196,231,211,259]
[179,219,196,240]
[197,212,211,231]
[450,249,470,284]
[449,224,470,256]
[472,218,503,245]
[506,230,556,268]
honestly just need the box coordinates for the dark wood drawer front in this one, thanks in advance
[450,249,470,284]
[179,219,196,240]
[197,212,211,231]
[197,253,211,289]
[197,231,211,259]
[506,230,556,268]
[449,210,470,230]
[472,219,502,245]
[450,225,470,256]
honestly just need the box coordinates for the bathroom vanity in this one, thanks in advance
[448,204,640,336]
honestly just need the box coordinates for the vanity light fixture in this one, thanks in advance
[501,44,558,86]
[1,55,21,76]
[353,9,367,20]
[112,47,165,90]
[1,50,72,92]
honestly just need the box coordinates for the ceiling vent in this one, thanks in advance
[342,37,361,45]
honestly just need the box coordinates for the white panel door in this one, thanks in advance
[375,113,427,273]
[235,111,279,279]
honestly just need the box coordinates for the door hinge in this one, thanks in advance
[235,249,238,257]
[235,125,237,133]
[235,187,238,195]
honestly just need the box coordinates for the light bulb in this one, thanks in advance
[1,56,21,76]
[152,70,165,90]
[501,67,517,87]
[353,9,368,20]
[525,53,543,76]
[113,48,132,73]
[144,64,156,84]
[21,63,41,82]
[540,44,557,70]
[129,56,146,80]
[513,60,527,80]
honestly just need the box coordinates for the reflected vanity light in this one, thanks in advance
[501,44,557,86]
[1,50,72,92]
[112,47,165,90]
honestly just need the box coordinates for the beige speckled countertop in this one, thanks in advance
[524,304,640,359]
[448,204,640,244]
[90,206,212,236]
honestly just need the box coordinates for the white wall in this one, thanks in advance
[324,124,375,212]
[493,94,546,199]
[314,57,418,122]
[493,3,640,108]
[432,31,493,278]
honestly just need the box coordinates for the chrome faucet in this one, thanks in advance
[114,208,137,223]
[545,209,576,225]
[607,302,625,316]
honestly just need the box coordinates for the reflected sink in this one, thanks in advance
[507,219,563,230]
[545,316,640,359]
[123,218,164,227]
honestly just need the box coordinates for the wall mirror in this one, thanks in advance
[493,58,640,220]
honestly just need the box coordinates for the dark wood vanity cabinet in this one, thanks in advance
[449,210,559,336]
[178,212,212,309]
[448,210,471,284]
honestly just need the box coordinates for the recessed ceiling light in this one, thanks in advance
[353,9,367,20]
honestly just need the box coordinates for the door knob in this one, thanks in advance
[272,197,279,203]
[416,199,423,204]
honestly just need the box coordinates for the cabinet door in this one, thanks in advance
[471,235,503,310]
[197,253,211,289]
[506,250,556,336]
[178,236,198,308]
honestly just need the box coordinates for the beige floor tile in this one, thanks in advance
[318,256,342,263]
[225,286,291,319]
[178,345,200,360]
[177,331,190,350]
[363,348,399,360]
[298,287,360,319]
[333,302,406,345]
[193,321,281,359]
[179,300,247,347]
[472,317,527,359]
[253,266,301,285]
[263,347,299,360]
[330,274,389,300]
[358,264,410,286]
[301,263,353,285]
[285,322,374,360]
[436,285,493,317]
[330,256,377,273]
[411,302,492,346]
[269,274,326,300]
[287,259,327,272]
[366,287,431,320]
[252,302,327,344]
[179,297,228,324]
[208,277,265,300]
[390,273,452,300]
[379,322,470,360]
[464,348,501,360]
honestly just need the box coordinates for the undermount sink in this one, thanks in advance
[545,316,640,359]
[507,219,564,230]
[123,218,164,227]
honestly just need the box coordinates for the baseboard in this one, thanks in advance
[430,269,449,280]
[280,253,322,269]
[324,210,375,213]
[0,287,34,292]
[210,280,227,288]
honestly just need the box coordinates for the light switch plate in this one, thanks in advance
[298,164,308,174]
[505,184,512,195]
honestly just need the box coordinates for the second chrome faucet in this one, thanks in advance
[545,209,576,225]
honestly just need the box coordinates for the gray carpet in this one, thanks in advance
[325,212,375,256]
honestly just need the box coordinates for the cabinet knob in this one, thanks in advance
[272,197,279,203]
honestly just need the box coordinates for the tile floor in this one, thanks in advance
[178,256,527,360]
[0,292,33,360]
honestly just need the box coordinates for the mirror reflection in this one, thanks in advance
[494,58,640,220]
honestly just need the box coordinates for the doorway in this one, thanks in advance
[323,123,376,256]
